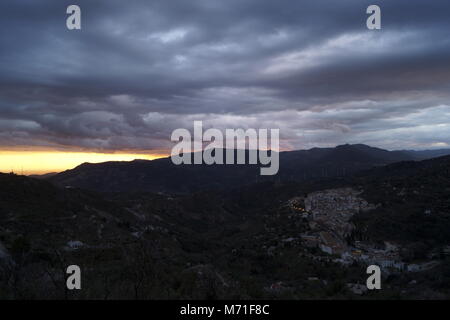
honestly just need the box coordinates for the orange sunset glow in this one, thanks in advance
[0,150,167,175]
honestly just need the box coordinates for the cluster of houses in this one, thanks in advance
[289,188,374,255]
[287,188,440,274]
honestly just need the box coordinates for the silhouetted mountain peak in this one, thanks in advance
[48,144,426,193]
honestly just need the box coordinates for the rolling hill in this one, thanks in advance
[48,144,449,193]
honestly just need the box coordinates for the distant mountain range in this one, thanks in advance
[47,144,450,193]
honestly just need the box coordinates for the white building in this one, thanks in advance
[66,240,84,250]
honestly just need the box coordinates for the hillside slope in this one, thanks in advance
[48,144,422,193]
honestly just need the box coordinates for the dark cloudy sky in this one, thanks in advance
[1,0,450,153]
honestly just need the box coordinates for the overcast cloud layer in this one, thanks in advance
[1,0,450,152]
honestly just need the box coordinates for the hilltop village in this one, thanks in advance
[285,188,440,274]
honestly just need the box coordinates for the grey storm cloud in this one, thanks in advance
[0,0,450,152]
